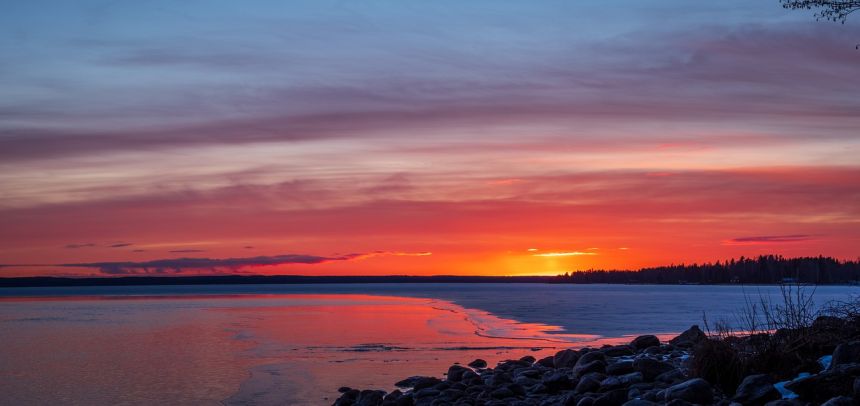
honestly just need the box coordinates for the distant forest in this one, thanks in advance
[557,255,860,285]
[3,256,860,288]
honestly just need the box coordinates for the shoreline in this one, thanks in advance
[333,320,860,406]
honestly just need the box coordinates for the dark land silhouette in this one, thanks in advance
[2,255,858,288]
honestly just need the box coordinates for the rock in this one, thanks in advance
[665,400,693,406]
[575,374,602,394]
[600,376,623,391]
[732,374,780,405]
[555,349,581,368]
[603,345,634,357]
[355,390,386,406]
[617,372,644,386]
[468,359,487,369]
[593,389,628,406]
[577,397,595,406]
[785,363,860,403]
[338,387,352,393]
[655,369,685,385]
[665,378,713,404]
[854,376,860,396]
[822,396,856,406]
[574,360,607,376]
[831,341,860,370]
[413,388,439,399]
[607,360,635,375]
[623,400,658,406]
[576,350,607,367]
[490,387,515,399]
[631,335,661,350]
[446,365,471,382]
[542,371,574,392]
[520,355,536,364]
[537,355,555,368]
[633,358,676,381]
[669,325,707,348]
[395,376,441,390]
[763,401,802,406]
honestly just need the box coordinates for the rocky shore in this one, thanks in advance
[333,319,860,406]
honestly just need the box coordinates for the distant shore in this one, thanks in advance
[3,274,860,289]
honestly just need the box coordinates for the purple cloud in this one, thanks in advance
[724,234,815,245]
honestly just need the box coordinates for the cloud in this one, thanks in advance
[65,243,95,249]
[108,242,133,248]
[168,249,205,253]
[61,251,431,275]
[723,234,815,245]
[533,251,597,257]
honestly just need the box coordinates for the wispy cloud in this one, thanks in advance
[65,243,95,249]
[532,251,597,257]
[59,251,432,275]
[108,242,133,248]
[723,234,815,245]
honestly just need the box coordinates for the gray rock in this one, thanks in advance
[555,349,581,368]
[607,361,635,376]
[574,360,607,377]
[575,375,602,394]
[831,341,860,370]
[822,396,856,406]
[854,376,860,396]
[623,400,658,406]
[414,388,441,399]
[447,365,471,382]
[665,378,713,404]
[467,359,487,369]
[669,326,707,348]
[593,389,628,406]
[631,335,661,351]
[654,369,685,385]
[577,397,595,406]
[395,376,442,390]
[785,363,860,403]
[732,374,780,405]
[490,387,514,399]
[537,356,555,368]
[576,351,607,367]
[633,358,676,381]
[603,345,635,357]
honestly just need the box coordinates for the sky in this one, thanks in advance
[1,0,858,277]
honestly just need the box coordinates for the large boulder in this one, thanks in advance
[555,349,581,368]
[631,335,661,350]
[665,378,713,404]
[633,358,676,381]
[785,363,860,404]
[733,374,780,405]
[669,325,707,348]
[830,341,860,370]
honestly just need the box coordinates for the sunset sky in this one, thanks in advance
[1,1,858,277]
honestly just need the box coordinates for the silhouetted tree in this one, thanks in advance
[781,1,860,23]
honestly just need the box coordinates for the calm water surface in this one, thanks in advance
[1,283,857,405]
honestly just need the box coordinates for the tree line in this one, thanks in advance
[556,255,860,285]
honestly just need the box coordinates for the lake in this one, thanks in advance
[1,283,857,405]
